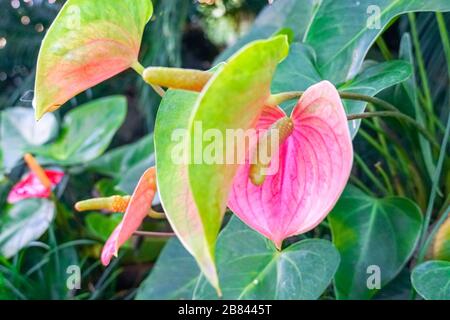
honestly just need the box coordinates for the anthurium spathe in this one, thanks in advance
[7,154,64,203]
[101,167,157,266]
[228,81,354,249]
[34,0,153,119]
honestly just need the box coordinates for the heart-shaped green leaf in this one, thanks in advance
[136,216,340,300]
[194,217,340,300]
[85,213,130,248]
[328,185,423,299]
[411,261,450,300]
[155,36,288,293]
[271,43,322,96]
[0,107,58,172]
[304,0,450,82]
[88,135,154,178]
[135,237,200,300]
[0,199,55,258]
[223,0,450,84]
[88,134,155,194]
[34,0,153,119]
[339,60,412,137]
[33,96,127,165]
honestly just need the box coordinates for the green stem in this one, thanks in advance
[416,85,450,258]
[408,13,436,134]
[346,111,439,149]
[132,61,165,97]
[411,110,450,292]
[376,37,393,60]
[354,154,388,195]
[133,231,175,238]
[375,162,394,195]
[131,61,145,75]
[269,91,400,112]
[350,175,376,197]
[359,129,397,195]
[269,90,439,148]
[359,128,393,165]
[367,104,398,180]
[436,12,450,80]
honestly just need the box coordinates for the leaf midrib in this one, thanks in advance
[236,251,279,299]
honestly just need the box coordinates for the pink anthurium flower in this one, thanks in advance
[228,81,353,249]
[7,154,64,204]
[101,167,157,266]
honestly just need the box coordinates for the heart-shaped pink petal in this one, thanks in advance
[228,81,353,248]
[101,167,156,266]
[7,170,64,204]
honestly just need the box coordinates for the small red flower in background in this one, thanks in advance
[7,154,64,204]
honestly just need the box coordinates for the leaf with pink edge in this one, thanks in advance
[101,167,157,266]
[34,0,153,119]
[155,36,289,294]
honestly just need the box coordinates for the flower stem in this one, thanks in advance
[131,61,165,97]
[269,91,399,112]
[133,231,174,238]
[346,111,439,149]
[268,91,438,149]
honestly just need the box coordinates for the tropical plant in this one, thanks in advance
[0,0,449,300]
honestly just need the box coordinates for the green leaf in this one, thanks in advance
[194,217,340,300]
[396,33,435,180]
[94,179,126,197]
[411,260,450,300]
[216,0,320,62]
[304,0,450,82]
[189,36,288,289]
[135,237,200,300]
[433,217,450,261]
[33,96,127,165]
[328,185,423,299]
[117,160,155,195]
[339,60,412,137]
[271,43,411,136]
[88,135,154,178]
[271,43,322,111]
[220,0,450,83]
[88,134,155,194]
[373,268,412,300]
[136,216,339,300]
[155,89,215,287]
[85,213,128,246]
[0,273,15,299]
[0,107,58,172]
[155,36,289,292]
[34,0,153,119]
[0,199,55,258]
